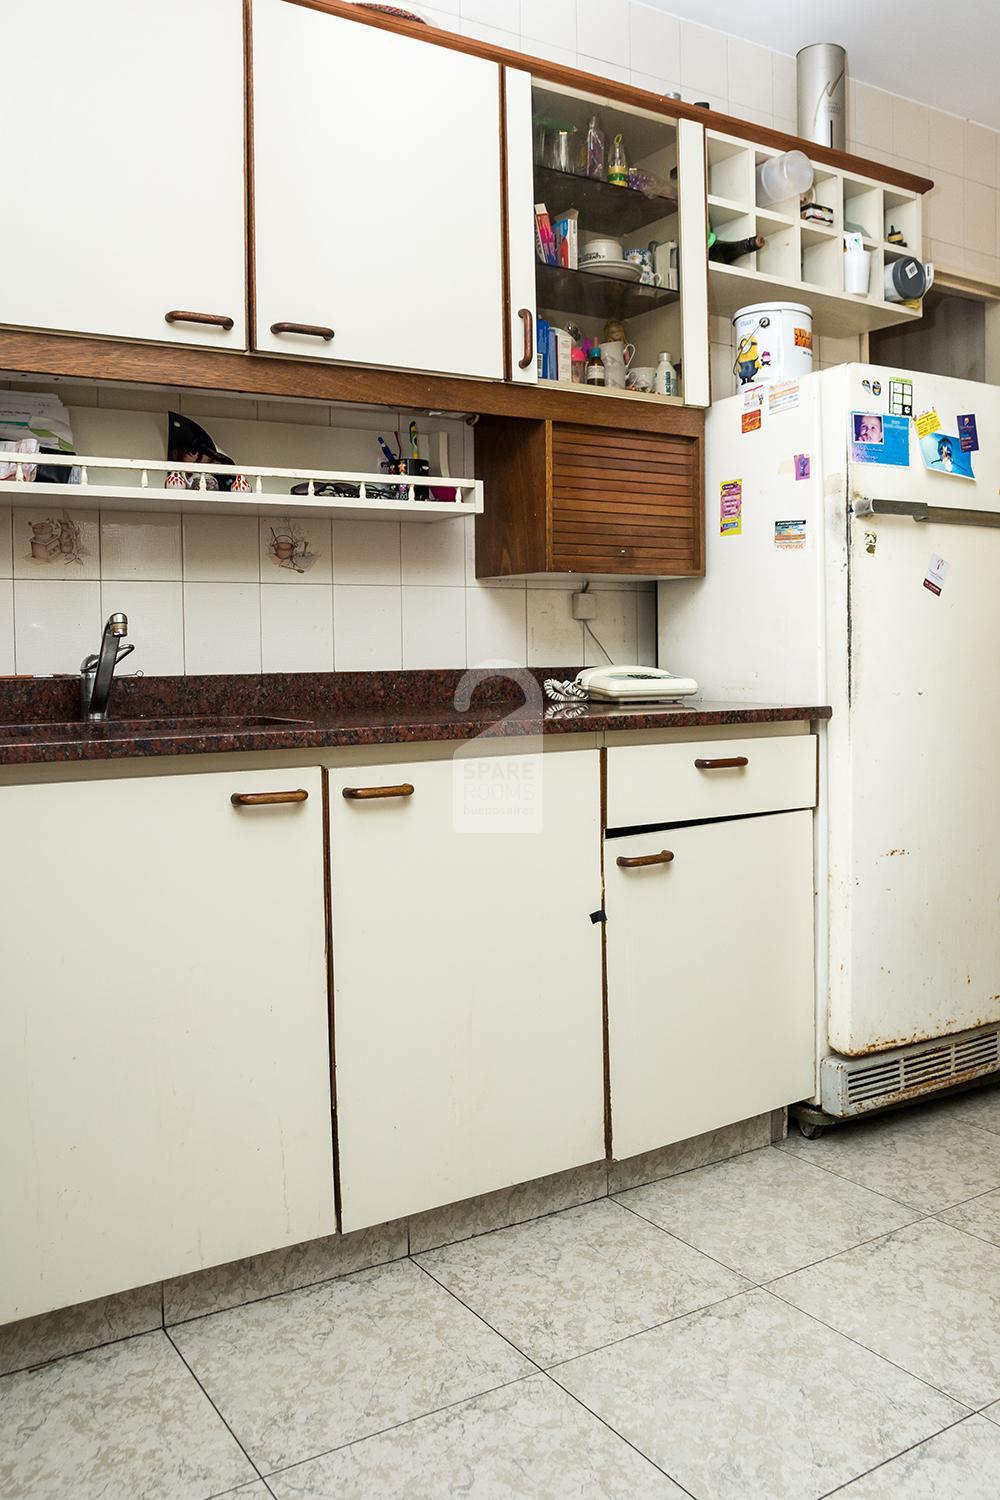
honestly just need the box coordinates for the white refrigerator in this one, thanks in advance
[660,364,1000,1113]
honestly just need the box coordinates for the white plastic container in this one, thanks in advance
[732,302,814,386]
[756,150,813,208]
[844,248,872,295]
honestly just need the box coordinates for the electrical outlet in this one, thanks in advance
[571,591,598,621]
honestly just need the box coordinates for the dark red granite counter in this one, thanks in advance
[0,670,831,767]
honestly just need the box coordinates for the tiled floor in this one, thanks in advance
[6,1089,1000,1499]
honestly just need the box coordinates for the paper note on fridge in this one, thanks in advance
[850,412,910,467]
[923,554,949,596]
[919,432,975,479]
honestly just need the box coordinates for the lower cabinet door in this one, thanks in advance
[606,811,815,1161]
[328,750,605,1231]
[0,769,335,1322]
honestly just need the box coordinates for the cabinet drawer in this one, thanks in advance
[606,735,817,829]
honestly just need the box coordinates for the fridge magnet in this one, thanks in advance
[720,479,743,535]
[774,519,807,550]
[794,453,811,480]
[889,376,913,416]
[914,407,941,439]
[864,531,877,555]
[919,432,975,479]
[860,377,882,396]
[958,413,979,452]
[923,553,949,596]
[741,407,762,433]
[741,384,764,433]
[768,380,799,415]
[850,412,910,467]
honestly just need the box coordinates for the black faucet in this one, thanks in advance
[80,612,135,720]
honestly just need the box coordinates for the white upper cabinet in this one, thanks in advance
[251,3,505,378]
[0,0,246,348]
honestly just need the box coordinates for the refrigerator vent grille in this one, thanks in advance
[823,1024,1000,1117]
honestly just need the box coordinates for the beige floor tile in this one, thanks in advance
[169,1259,530,1473]
[937,1187,1000,1247]
[415,1197,747,1366]
[552,1290,963,1500]
[835,1414,1000,1497]
[0,1282,161,1377]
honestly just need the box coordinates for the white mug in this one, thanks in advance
[626,365,657,392]
[599,340,636,389]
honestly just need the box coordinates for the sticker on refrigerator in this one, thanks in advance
[720,479,743,535]
[741,385,763,434]
[923,554,949,596]
[888,377,913,416]
[920,431,975,479]
[915,408,941,439]
[768,380,799,415]
[850,412,910,467]
[958,414,980,451]
[794,453,811,480]
[774,519,806,550]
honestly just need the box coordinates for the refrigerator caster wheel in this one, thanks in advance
[798,1121,825,1140]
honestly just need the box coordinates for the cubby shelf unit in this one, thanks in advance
[0,453,482,521]
[706,131,925,339]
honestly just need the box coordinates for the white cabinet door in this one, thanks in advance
[328,750,604,1231]
[0,768,334,1323]
[0,0,246,348]
[505,68,538,385]
[606,811,815,1160]
[252,2,504,377]
[676,118,710,408]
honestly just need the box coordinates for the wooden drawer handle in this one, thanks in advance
[165,309,235,330]
[231,789,309,806]
[517,308,534,369]
[343,783,415,800]
[616,850,674,868]
[694,756,749,769]
[270,321,335,340]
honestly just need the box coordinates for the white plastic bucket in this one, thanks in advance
[732,302,814,387]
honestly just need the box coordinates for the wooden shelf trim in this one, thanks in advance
[289,0,933,198]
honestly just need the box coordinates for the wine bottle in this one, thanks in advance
[708,233,765,264]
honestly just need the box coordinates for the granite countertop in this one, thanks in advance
[0,670,832,767]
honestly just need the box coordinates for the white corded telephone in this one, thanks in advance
[575,666,699,702]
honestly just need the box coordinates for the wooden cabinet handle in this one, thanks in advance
[694,756,749,769]
[342,783,415,800]
[231,789,309,806]
[164,310,235,330]
[616,850,674,868]
[517,308,534,370]
[270,321,335,340]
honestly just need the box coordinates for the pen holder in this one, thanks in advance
[406,457,430,502]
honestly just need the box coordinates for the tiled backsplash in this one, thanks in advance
[0,383,655,677]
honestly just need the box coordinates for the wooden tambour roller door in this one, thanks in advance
[551,423,702,576]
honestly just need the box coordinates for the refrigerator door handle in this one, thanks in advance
[855,497,1000,529]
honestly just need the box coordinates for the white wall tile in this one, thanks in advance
[576,0,628,67]
[578,54,629,83]
[679,19,728,98]
[182,513,260,583]
[522,36,577,66]
[630,69,680,97]
[401,585,467,668]
[0,507,11,577]
[926,170,964,242]
[628,3,679,82]
[582,589,638,665]
[14,579,102,675]
[332,519,401,584]
[260,584,335,673]
[259,516,332,584]
[727,36,772,115]
[927,237,966,274]
[966,122,998,186]
[771,51,796,123]
[526,588,584,666]
[183,583,261,675]
[421,6,461,26]
[965,181,998,254]
[965,249,1000,283]
[466,585,527,666]
[333,585,402,670]
[891,96,930,169]
[520,0,574,48]
[927,110,965,177]
[461,0,517,29]
[460,17,517,46]
[401,517,467,585]
[637,588,656,666]
[99,512,181,581]
[100,581,184,675]
[12,508,100,580]
[851,82,893,152]
[0,580,13,673]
